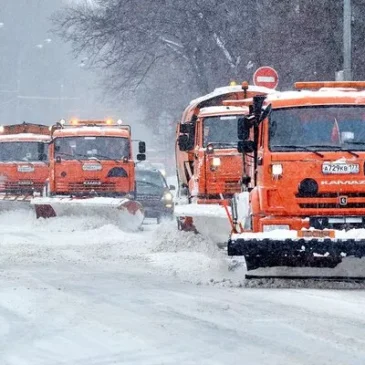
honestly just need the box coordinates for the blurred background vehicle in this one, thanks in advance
[135,165,175,223]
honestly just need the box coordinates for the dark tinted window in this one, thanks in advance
[0,142,48,162]
[203,115,239,147]
[54,136,130,160]
[270,106,365,151]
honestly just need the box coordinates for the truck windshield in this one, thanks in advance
[54,136,130,160]
[0,142,48,162]
[270,106,365,151]
[203,115,240,147]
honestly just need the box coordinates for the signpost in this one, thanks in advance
[253,66,279,89]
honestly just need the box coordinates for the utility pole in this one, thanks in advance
[343,0,352,81]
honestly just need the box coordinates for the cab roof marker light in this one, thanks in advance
[295,81,365,90]
[117,119,123,125]
[241,81,249,90]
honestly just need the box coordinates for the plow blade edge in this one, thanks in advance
[174,203,231,246]
[228,238,365,271]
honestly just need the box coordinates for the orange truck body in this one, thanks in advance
[227,81,365,269]
[185,106,247,202]
[31,119,146,230]
[48,120,138,198]
[176,83,274,194]
[175,83,275,237]
[0,122,50,200]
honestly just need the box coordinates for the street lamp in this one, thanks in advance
[343,0,352,81]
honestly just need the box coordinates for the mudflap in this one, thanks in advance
[228,237,365,271]
[177,216,197,232]
[35,204,56,218]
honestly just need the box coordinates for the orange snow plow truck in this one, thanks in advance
[0,122,50,209]
[174,82,275,244]
[227,81,365,271]
[31,119,146,231]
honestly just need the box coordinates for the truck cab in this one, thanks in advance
[179,106,249,203]
[0,122,50,200]
[236,82,365,233]
[47,119,146,198]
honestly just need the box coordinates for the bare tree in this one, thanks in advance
[53,0,255,97]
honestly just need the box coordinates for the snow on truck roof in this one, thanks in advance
[53,126,130,138]
[0,133,51,142]
[265,88,365,107]
[198,105,249,117]
[189,84,276,106]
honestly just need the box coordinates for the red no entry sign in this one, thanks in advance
[253,66,279,89]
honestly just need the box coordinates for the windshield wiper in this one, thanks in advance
[137,181,162,189]
[92,154,119,163]
[306,145,359,158]
[55,152,91,163]
[208,142,237,148]
[272,145,324,158]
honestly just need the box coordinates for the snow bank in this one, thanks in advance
[1,209,364,289]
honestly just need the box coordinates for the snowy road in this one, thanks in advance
[0,209,365,364]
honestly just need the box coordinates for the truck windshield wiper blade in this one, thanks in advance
[306,145,359,157]
[55,152,84,163]
[343,141,365,145]
[272,145,324,157]
[92,154,119,163]
[137,181,162,188]
[209,142,237,148]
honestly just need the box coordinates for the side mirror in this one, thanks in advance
[237,117,250,140]
[169,185,176,191]
[253,95,267,120]
[180,123,192,134]
[138,141,146,154]
[137,153,146,161]
[238,140,256,153]
[178,134,190,151]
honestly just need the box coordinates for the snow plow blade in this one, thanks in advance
[174,203,231,246]
[30,197,144,231]
[0,194,34,211]
[228,237,365,271]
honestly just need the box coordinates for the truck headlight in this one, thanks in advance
[163,192,173,201]
[271,163,283,177]
[211,157,221,167]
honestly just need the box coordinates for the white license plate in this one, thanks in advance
[322,163,359,174]
[83,181,101,186]
[18,180,33,185]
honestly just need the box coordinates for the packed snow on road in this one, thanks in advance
[0,208,365,365]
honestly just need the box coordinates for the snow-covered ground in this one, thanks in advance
[0,207,365,364]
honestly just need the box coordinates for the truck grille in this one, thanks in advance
[299,203,365,209]
[3,181,44,192]
[224,180,241,193]
[297,192,365,210]
[68,182,116,192]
